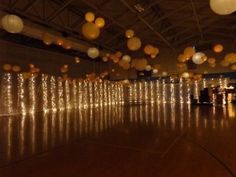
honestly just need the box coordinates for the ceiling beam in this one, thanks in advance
[119,0,176,52]
[190,0,203,39]
[23,0,39,12]
[47,0,74,21]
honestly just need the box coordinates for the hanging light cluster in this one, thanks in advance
[82,12,105,40]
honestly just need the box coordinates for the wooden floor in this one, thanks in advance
[0,104,236,177]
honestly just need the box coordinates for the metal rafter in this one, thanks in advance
[23,0,39,12]
[119,0,176,52]
[47,0,74,21]
[190,0,203,39]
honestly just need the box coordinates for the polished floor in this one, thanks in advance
[0,103,236,177]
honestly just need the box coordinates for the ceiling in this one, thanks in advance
[1,0,236,54]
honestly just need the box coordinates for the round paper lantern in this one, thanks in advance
[152,47,159,55]
[122,63,130,70]
[210,0,236,15]
[153,69,158,74]
[62,41,71,50]
[125,29,135,39]
[184,46,195,58]
[150,54,156,59]
[208,57,216,64]
[210,63,216,68]
[1,14,24,33]
[224,53,236,64]
[60,67,68,73]
[82,22,100,40]
[115,51,122,58]
[192,52,206,65]
[145,65,152,71]
[162,72,168,77]
[220,60,230,67]
[87,47,99,59]
[56,38,64,46]
[231,64,236,70]
[178,54,189,62]
[29,64,35,69]
[182,72,190,79]
[102,56,108,62]
[3,64,12,71]
[22,72,31,79]
[42,33,53,45]
[122,55,131,62]
[213,44,223,53]
[12,65,21,72]
[118,59,126,67]
[95,17,105,28]
[75,57,80,63]
[85,12,95,22]
[127,37,142,51]
[144,45,154,55]
[132,59,147,71]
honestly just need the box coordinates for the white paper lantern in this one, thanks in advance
[122,55,131,62]
[2,14,24,33]
[210,0,236,15]
[162,72,168,76]
[145,65,152,71]
[192,52,206,65]
[87,47,99,59]
[182,72,190,79]
[153,69,158,74]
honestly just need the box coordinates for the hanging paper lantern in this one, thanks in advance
[145,65,152,71]
[132,59,147,71]
[95,17,105,28]
[213,44,223,53]
[162,72,168,76]
[209,63,216,68]
[82,22,100,40]
[122,63,130,70]
[42,33,53,45]
[118,59,126,67]
[2,64,12,71]
[178,54,189,62]
[210,0,236,15]
[231,64,236,70]
[1,14,24,33]
[208,57,216,64]
[85,12,95,22]
[150,54,156,59]
[153,69,158,74]
[220,60,230,67]
[127,37,142,51]
[122,55,131,62]
[152,47,159,55]
[22,72,32,79]
[102,56,108,62]
[75,57,80,63]
[144,44,154,55]
[12,65,21,72]
[56,38,64,46]
[182,72,190,79]
[184,46,195,58]
[115,51,122,58]
[192,52,206,65]
[62,41,72,50]
[87,47,99,59]
[125,29,135,39]
[224,53,236,64]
